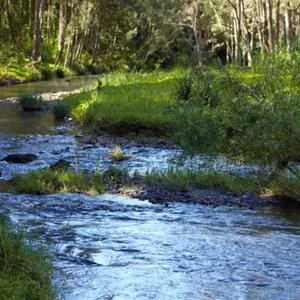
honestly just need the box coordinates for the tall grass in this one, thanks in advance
[0,217,55,300]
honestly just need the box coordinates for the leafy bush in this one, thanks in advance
[18,94,43,111]
[26,66,42,81]
[173,63,300,178]
[0,217,54,300]
[41,67,53,80]
[53,101,70,119]
[55,68,65,79]
[72,64,85,75]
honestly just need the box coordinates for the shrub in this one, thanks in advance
[55,68,65,79]
[18,94,43,111]
[26,66,42,81]
[173,64,300,177]
[53,102,70,119]
[41,67,52,80]
[72,64,85,75]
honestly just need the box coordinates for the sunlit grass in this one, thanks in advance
[108,145,133,162]
[64,69,187,135]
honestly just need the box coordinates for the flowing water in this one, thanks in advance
[0,96,300,299]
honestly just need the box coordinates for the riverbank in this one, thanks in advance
[0,62,75,86]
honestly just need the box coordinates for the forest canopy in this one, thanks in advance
[1,0,300,71]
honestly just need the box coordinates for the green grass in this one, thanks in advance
[143,168,259,193]
[0,62,74,84]
[0,217,55,300]
[64,69,187,135]
[9,165,300,201]
[11,168,105,195]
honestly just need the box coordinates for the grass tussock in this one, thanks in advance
[18,94,43,111]
[108,145,133,162]
[11,168,105,195]
[0,217,54,300]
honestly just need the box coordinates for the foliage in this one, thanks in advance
[53,102,70,119]
[55,68,65,79]
[0,217,54,300]
[173,63,300,175]
[108,145,133,162]
[41,67,53,80]
[18,94,43,111]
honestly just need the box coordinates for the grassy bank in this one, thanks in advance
[0,62,74,85]
[65,69,186,136]
[0,217,54,300]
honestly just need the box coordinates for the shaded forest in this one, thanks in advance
[1,0,300,71]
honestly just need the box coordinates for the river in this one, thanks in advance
[0,85,300,300]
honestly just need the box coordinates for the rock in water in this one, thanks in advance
[50,159,70,170]
[1,154,38,164]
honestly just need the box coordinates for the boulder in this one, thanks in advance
[1,154,38,164]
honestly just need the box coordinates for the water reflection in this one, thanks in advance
[0,75,97,99]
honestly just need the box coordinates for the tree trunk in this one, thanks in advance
[275,0,280,47]
[32,0,45,63]
[285,2,291,51]
[55,0,67,66]
[266,0,274,52]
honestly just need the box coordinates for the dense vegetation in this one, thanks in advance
[1,1,300,84]
[0,217,54,300]
[62,52,300,201]
[2,2,300,299]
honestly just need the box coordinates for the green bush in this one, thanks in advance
[173,63,300,177]
[0,217,55,300]
[55,68,65,79]
[26,66,42,82]
[18,94,43,111]
[53,102,70,119]
[41,67,53,80]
